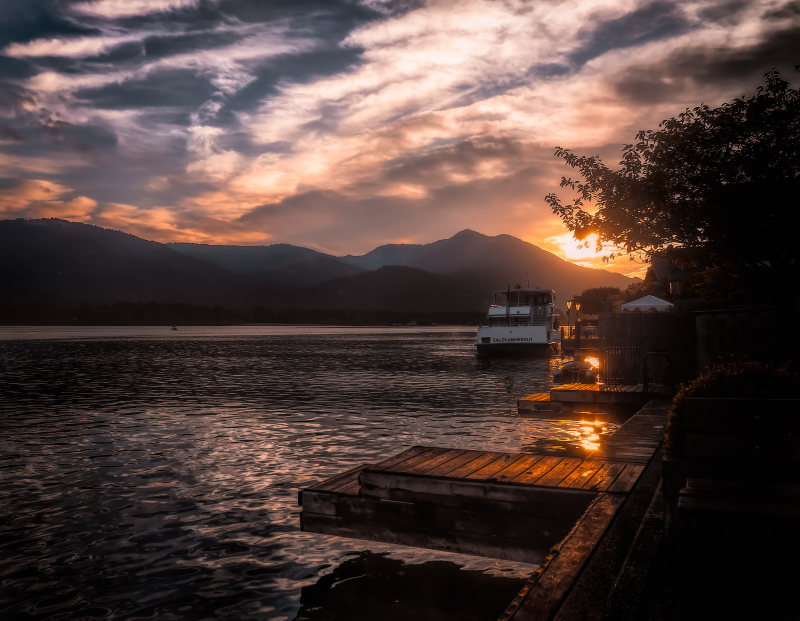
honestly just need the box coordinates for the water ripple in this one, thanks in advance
[0,329,616,620]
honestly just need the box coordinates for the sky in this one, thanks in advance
[0,0,798,277]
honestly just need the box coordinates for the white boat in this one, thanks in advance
[476,286,561,355]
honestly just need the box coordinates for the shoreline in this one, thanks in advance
[0,323,479,341]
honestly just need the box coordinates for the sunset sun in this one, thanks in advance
[541,233,647,278]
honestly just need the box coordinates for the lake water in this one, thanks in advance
[0,326,617,620]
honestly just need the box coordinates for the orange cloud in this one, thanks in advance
[0,180,97,220]
[91,202,270,245]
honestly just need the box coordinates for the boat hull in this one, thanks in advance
[476,325,559,356]
[476,342,556,356]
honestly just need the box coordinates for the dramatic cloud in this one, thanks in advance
[5,34,143,58]
[1,0,798,274]
[0,179,97,220]
[73,0,202,19]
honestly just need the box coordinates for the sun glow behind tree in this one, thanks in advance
[542,233,647,278]
[545,70,800,304]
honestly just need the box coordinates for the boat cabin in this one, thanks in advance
[486,288,557,327]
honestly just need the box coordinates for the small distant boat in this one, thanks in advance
[476,286,561,355]
[170,326,179,331]
[553,359,598,384]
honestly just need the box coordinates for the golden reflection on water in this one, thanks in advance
[577,419,605,452]
[508,415,616,455]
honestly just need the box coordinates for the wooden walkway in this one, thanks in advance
[301,444,650,557]
[595,402,666,463]
[518,383,649,417]
[300,401,666,570]
[360,446,645,495]
[300,447,612,563]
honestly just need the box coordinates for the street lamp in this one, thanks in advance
[566,300,574,340]
[574,302,582,349]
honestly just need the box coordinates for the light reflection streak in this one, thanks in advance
[511,414,615,455]
[578,419,605,452]
[583,356,600,369]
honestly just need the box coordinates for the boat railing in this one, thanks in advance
[485,316,550,327]
[488,305,529,317]
[487,305,553,318]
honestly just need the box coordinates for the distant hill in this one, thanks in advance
[0,218,253,308]
[341,229,634,304]
[292,265,484,312]
[168,242,363,285]
[0,219,637,322]
[341,243,423,271]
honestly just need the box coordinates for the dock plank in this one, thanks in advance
[512,456,565,485]
[520,393,551,402]
[403,448,469,474]
[373,446,446,472]
[581,462,626,491]
[378,446,449,472]
[606,463,645,493]
[467,453,528,479]
[370,446,430,471]
[595,410,665,464]
[552,383,600,392]
[559,460,605,489]
[445,452,507,479]
[301,465,366,515]
[305,463,368,493]
[492,454,544,482]
[328,475,361,493]
[534,457,584,487]
[424,450,487,476]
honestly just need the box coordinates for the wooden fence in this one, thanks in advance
[598,306,789,389]
[599,312,696,388]
[694,307,783,371]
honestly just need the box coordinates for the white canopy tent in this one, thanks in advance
[621,295,674,312]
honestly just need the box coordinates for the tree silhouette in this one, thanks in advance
[575,287,621,313]
[545,70,799,306]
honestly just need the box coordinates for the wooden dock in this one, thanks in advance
[517,383,650,417]
[300,446,613,563]
[299,399,669,617]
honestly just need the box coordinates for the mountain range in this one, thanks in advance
[1,218,635,320]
